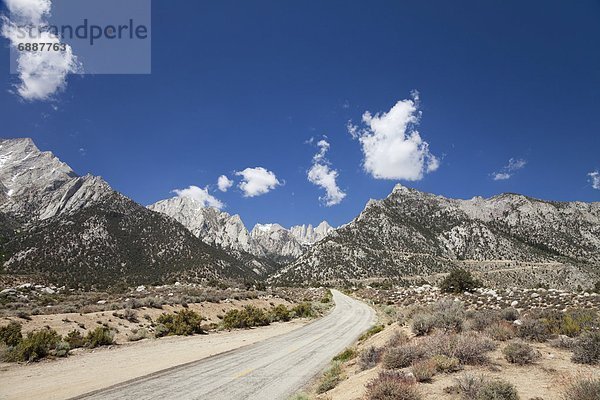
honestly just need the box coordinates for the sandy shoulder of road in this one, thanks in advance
[0,320,308,400]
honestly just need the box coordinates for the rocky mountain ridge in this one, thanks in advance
[0,138,270,287]
[148,196,334,262]
[273,184,600,287]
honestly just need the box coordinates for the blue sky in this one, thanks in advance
[1,0,599,228]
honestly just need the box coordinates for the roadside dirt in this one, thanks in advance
[0,319,308,400]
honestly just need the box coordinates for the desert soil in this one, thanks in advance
[316,323,600,400]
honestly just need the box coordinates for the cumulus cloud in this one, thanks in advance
[173,185,224,209]
[307,138,346,206]
[348,91,439,181]
[492,158,527,181]
[589,171,600,190]
[217,175,233,192]
[2,0,80,101]
[236,167,281,197]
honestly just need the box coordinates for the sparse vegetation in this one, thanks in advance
[317,361,344,393]
[359,346,382,370]
[562,376,600,400]
[155,309,205,336]
[383,343,426,369]
[571,331,600,364]
[360,324,385,341]
[333,347,357,362]
[502,341,541,365]
[65,329,84,349]
[365,370,422,400]
[411,359,437,382]
[8,327,61,362]
[222,306,270,329]
[84,327,114,348]
[0,321,22,347]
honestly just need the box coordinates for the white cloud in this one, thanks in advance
[492,158,527,181]
[589,171,600,190]
[348,91,439,181]
[173,185,224,209]
[236,167,281,197]
[2,0,80,101]
[307,139,346,206]
[217,175,233,192]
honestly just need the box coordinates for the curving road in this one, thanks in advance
[73,290,376,400]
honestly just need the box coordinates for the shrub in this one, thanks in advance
[383,343,426,369]
[424,332,496,365]
[316,361,344,393]
[562,376,600,400]
[470,310,501,332]
[571,331,600,364]
[477,380,519,400]
[270,304,291,322]
[386,331,410,348]
[456,374,485,399]
[0,321,22,347]
[53,341,70,357]
[292,302,314,318]
[432,299,465,333]
[502,341,541,365]
[360,324,385,341]
[549,335,576,349]
[154,323,169,338]
[411,359,436,382]
[65,329,84,349]
[430,354,460,373]
[440,269,480,294]
[412,314,436,336]
[365,370,422,400]
[359,346,382,370]
[10,328,61,362]
[222,306,270,329]
[123,308,138,323]
[485,322,515,341]
[127,328,149,342]
[516,318,550,342]
[85,327,114,348]
[333,347,356,362]
[500,308,520,322]
[156,309,205,336]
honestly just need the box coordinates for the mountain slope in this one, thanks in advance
[0,138,261,287]
[273,184,600,286]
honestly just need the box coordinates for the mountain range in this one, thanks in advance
[1,138,598,289]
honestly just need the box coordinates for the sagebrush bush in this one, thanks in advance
[571,331,600,364]
[9,328,61,362]
[123,308,138,323]
[430,354,460,373]
[432,299,465,333]
[424,332,496,365]
[359,346,382,370]
[386,331,410,348]
[365,370,421,400]
[383,343,426,369]
[222,306,270,330]
[411,359,436,382]
[477,380,520,400]
[316,361,343,394]
[65,329,84,349]
[412,314,436,336]
[85,327,114,347]
[292,302,314,318]
[469,310,501,332]
[440,269,480,294]
[502,341,541,365]
[127,328,149,342]
[270,304,291,322]
[484,322,515,341]
[516,318,550,342]
[500,308,520,322]
[53,341,70,357]
[456,374,519,400]
[562,376,600,400]
[0,321,23,347]
[156,309,205,336]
